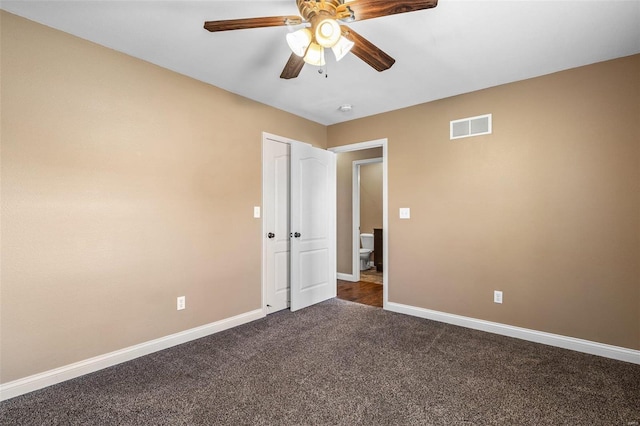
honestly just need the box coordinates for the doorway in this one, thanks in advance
[353,157,383,284]
[329,139,388,309]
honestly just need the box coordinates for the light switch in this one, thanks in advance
[253,206,261,218]
[399,208,411,219]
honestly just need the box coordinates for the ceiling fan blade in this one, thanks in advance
[204,16,303,32]
[343,0,438,22]
[341,26,395,72]
[280,53,306,79]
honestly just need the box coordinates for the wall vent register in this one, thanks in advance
[450,114,492,140]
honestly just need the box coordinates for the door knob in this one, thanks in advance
[294,232,301,238]
[267,232,275,239]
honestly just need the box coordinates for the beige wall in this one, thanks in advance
[336,148,382,274]
[2,11,638,388]
[329,54,640,350]
[359,162,383,236]
[0,12,326,383]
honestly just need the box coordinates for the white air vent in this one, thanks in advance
[450,114,492,140]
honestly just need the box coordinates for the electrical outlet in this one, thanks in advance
[177,296,186,310]
[494,290,503,304]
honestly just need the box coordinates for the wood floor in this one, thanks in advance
[336,279,383,308]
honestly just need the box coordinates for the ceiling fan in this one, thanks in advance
[204,0,438,79]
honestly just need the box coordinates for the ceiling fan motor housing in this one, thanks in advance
[297,0,352,22]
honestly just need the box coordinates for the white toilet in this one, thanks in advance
[359,233,374,271]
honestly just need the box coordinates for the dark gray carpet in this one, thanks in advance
[1,298,639,425]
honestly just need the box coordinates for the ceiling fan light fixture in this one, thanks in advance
[286,28,312,57]
[315,18,341,48]
[303,42,326,66]
[331,36,354,61]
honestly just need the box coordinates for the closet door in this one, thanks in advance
[264,140,290,312]
[289,143,336,312]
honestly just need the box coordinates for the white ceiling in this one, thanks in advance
[2,1,639,125]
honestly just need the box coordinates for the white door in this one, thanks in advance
[264,140,290,313]
[289,143,337,312]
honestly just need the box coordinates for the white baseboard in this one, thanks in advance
[385,302,640,365]
[0,308,265,401]
[4,303,637,402]
[337,272,358,282]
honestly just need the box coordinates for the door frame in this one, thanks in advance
[351,157,383,283]
[329,138,389,309]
